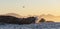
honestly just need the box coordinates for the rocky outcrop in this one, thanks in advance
[19,17,37,24]
[39,18,46,22]
[0,15,37,24]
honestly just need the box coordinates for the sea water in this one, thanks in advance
[0,22,60,29]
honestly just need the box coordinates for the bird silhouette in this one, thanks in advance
[23,6,25,8]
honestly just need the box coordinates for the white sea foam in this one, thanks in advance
[0,22,60,29]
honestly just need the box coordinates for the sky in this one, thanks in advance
[0,0,60,16]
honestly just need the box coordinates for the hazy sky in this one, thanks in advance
[0,0,60,16]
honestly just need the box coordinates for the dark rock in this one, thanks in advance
[46,21,54,23]
[39,18,46,22]
[0,15,37,25]
[19,17,37,24]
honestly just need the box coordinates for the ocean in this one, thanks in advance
[0,22,60,29]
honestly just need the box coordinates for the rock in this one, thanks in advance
[0,15,37,25]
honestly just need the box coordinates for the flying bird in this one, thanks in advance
[23,6,25,8]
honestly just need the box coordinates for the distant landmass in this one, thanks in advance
[0,13,59,24]
[38,14,60,22]
[0,15,37,24]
